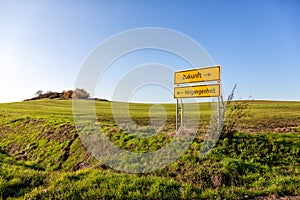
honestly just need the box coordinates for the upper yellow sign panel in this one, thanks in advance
[174,66,221,84]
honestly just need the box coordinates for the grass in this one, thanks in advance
[0,99,299,199]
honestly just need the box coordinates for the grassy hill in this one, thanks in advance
[0,100,299,199]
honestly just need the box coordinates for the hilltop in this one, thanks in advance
[24,88,108,102]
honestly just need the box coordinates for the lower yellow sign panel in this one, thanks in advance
[174,84,220,98]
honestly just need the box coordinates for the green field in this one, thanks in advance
[0,99,299,199]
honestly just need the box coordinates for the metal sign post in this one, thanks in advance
[217,95,220,132]
[176,98,179,131]
[175,98,184,131]
[216,80,220,132]
[180,99,184,128]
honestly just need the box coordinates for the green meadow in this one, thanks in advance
[0,99,299,199]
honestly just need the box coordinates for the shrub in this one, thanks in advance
[221,84,252,139]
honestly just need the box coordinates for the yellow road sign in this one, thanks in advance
[174,84,220,98]
[174,66,220,84]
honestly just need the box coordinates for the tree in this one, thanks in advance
[61,90,73,99]
[35,90,43,97]
[73,88,90,99]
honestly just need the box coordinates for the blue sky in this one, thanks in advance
[0,0,299,103]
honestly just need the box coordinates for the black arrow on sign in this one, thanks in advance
[204,73,211,77]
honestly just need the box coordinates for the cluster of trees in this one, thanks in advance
[30,88,90,100]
